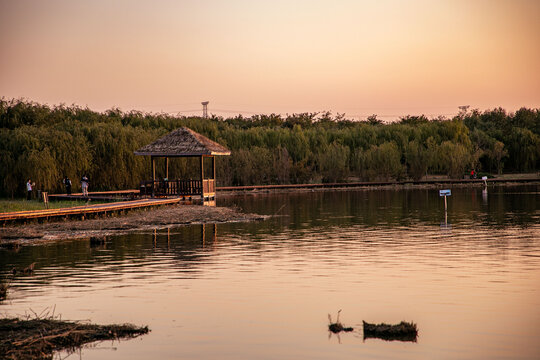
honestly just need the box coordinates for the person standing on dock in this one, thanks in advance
[81,175,89,197]
[63,176,72,195]
[26,179,33,200]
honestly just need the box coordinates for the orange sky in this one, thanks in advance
[1,0,539,120]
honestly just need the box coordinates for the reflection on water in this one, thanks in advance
[1,185,540,360]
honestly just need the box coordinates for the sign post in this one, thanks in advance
[439,189,451,211]
[439,189,451,226]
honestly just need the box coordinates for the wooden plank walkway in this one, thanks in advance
[44,176,540,202]
[48,190,140,201]
[217,177,539,192]
[0,197,181,223]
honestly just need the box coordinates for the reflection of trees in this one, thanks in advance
[220,185,540,231]
[1,187,538,285]
[479,186,540,227]
[0,224,220,283]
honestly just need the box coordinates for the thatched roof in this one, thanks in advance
[134,127,231,157]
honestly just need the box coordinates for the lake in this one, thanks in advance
[1,185,540,359]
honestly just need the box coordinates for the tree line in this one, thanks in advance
[1,98,539,197]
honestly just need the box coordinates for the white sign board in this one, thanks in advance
[439,189,451,196]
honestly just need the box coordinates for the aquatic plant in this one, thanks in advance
[0,309,149,360]
[0,279,9,301]
[11,262,35,275]
[328,310,354,333]
[362,320,418,342]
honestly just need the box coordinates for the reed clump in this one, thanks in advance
[362,320,418,342]
[0,311,149,360]
[328,310,354,333]
[0,279,9,301]
[11,262,35,275]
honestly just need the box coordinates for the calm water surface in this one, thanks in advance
[1,185,540,359]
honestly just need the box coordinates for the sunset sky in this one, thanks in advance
[1,0,539,120]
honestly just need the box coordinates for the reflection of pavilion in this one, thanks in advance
[201,223,218,247]
[153,224,218,248]
[135,127,230,201]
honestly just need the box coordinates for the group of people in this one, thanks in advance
[62,175,90,196]
[25,175,90,201]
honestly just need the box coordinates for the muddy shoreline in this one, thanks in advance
[0,205,268,247]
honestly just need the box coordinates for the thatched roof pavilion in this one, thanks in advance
[134,127,230,157]
[134,127,230,200]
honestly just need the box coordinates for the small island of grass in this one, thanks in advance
[0,316,149,360]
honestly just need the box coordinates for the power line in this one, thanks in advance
[165,105,460,120]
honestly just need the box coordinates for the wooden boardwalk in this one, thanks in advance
[0,197,182,224]
[217,177,539,192]
[48,190,139,201]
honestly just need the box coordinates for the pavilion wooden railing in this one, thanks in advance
[140,179,202,197]
[140,179,215,197]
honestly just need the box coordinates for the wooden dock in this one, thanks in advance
[0,197,182,224]
[216,177,539,192]
[48,190,140,201]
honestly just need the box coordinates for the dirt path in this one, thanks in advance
[0,205,268,247]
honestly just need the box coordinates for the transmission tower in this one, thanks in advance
[201,101,209,118]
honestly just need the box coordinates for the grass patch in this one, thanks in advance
[327,310,354,333]
[0,311,149,360]
[0,199,106,213]
[363,320,418,342]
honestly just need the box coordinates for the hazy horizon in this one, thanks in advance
[1,0,539,120]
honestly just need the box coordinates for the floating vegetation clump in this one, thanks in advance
[11,262,35,275]
[328,310,354,333]
[363,320,418,342]
[0,313,149,360]
[90,236,107,246]
[0,279,9,301]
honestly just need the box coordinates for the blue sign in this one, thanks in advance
[439,189,451,196]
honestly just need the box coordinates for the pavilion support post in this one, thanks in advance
[200,155,204,199]
[165,157,169,180]
[151,156,156,182]
[212,156,216,180]
[151,156,156,197]
[211,156,216,200]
